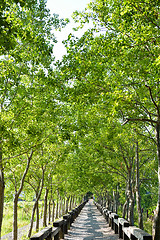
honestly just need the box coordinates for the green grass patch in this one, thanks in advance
[2,201,42,237]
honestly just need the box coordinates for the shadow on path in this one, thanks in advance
[65,199,119,240]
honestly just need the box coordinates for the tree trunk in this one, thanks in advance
[59,196,62,217]
[127,170,134,226]
[153,123,160,240]
[55,199,59,219]
[72,196,75,208]
[0,140,5,240]
[52,200,55,222]
[40,201,44,219]
[13,194,18,240]
[36,201,39,232]
[113,185,119,214]
[28,201,38,238]
[122,198,129,219]
[13,150,33,240]
[113,191,118,213]
[48,200,51,224]
[65,197,69,214]
[62,198,65,216]
[128,194,134,226]
[103,193,107,208]
[69,196,72,210]
[106,193,110,210]
[135,141,143,229]
[43,187,48,227]
[116,185,120,214]
[28,172,44,238]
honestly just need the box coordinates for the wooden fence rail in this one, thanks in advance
[30,201,87,240]
[95,202,152,240]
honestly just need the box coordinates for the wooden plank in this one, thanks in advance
[51,227,60,237]
[111,213,119,219]
[30,227,52,240]
[123,227,132,238]
[123,226,152,240]
[114,219,118,225]
[118,218,129,227]
[130,226,152,240]
[53,219,64,227]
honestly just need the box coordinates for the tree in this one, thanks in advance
[26,163,45,237]
[0,0,68,237]
[57,0,160,237]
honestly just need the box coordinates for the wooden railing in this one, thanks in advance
[95,202,152,240]
[30,201,87,240]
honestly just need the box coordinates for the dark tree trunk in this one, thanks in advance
[65,197,69,214]
[36,201,39,232]
[52,200,55,222]
[13,194,18,240]
[0,141,4,240]
[128,170,135,226]
[103,193,107,208]
[62,198,65,216]
[55,199,59,219]
[153,123,160,240]
[13,150,33,240]
[69,196,72,210]
[48,200,51,224]
[28,201,38,238]
[106,192,112,210]
[28,172,44,238]
[40,202,43,219]
[113,185,119,214]
[128,195,134,226]
[122,198,129,219]
[72,196,75,208]
[135,141,143,229]
[43,187,48,227]
[59,196,62,217]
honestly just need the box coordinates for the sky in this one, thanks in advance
[46,0,91,60]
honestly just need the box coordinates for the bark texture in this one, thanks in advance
[28,170,44,238]
[0,141,4,240]
[153,123,160,240]
[135,141,143,229]
[43,187,48,227]
[52,200,55,222]
[13,150,33,240]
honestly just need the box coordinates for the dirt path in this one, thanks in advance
[64,199,119,240]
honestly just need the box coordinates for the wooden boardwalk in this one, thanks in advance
[64,199,119,240]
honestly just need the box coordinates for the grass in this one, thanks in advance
[117,207,153,235]
[133,210,153,235]
[143,218,153,235]
[1,201,41,237]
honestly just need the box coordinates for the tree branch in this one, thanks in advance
[122,118,157,125]
[17,149,34,196]
[130,3,160,30]
[2,133,52,162]
[145,84,160,115]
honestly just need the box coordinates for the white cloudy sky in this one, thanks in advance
[46,0,91,60]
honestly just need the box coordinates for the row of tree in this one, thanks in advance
[57,0,160,238]
[0,0,160,240]
[0,0,74,239]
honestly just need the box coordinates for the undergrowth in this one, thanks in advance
[2,201,41,237]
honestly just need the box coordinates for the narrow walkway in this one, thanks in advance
[65,199,119,240]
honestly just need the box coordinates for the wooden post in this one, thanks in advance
[53,220,64,239]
